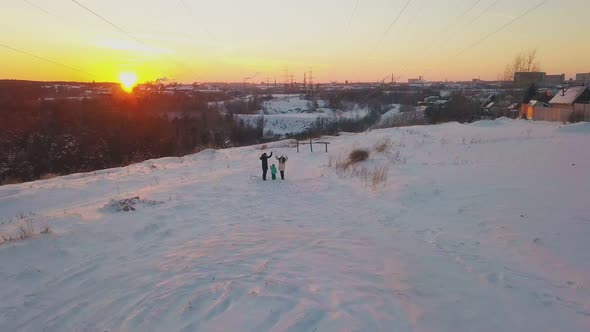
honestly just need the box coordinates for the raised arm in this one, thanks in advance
[268,152,273,158]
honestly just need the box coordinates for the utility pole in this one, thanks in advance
[283,66,289,89]
[308,67,314,100]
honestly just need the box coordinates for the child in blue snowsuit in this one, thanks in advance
[270,164,278,180]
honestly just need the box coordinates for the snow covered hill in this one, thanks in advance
[239,94,371,136]
[1,119,589,331]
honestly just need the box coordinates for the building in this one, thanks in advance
[481,102,500,119]
[549,86,590,110]
[575,73,590,84]
[543,74,565,87]
[408,76,424,84]
[524,100,550,119]
[514,72,545,85]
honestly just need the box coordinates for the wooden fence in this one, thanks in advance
[531,104,590,122]
[296,140,330,153]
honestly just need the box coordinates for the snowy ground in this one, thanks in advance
[1,119,589,331]
[236,113,327,136]
[237,94,369,136]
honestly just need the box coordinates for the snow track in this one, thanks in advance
[1,119,589,331]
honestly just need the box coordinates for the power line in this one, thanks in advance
[70,0,129,35]
[0,42,96,78]
[461,0,485,20]
[467,0,499,26]
[371,0,413,55]
[68,0,202,81]
[70,0,147,47]
[437,0,484,36]
[333,0,550,113]
[438,0,498,47]
[416,0,485,65]
[456,0,549,56]
[178,0,213,39]
[347,0,360,29]
[326,0,414,105]
[22,0,50,15]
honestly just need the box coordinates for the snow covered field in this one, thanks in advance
[236,94,370,136]
[1,119,589,331]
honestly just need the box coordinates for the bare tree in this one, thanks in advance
[503,49,541,81]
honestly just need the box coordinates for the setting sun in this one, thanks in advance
[119,72,138,93]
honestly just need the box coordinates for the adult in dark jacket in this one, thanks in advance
[259,152,273,180]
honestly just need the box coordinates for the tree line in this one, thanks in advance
[0,92,263,184]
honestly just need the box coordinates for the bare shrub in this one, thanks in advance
[329,149,390,189]
[348,149,369,164]
[370,165,390,188]
[256,144,268,150]
[105,196,164,212]
[387,151,407,165]
[346,164,390,189]
[0,218,35,245]
[17,220,35,240]
[374,138,393,153]
[1,176,22,186]
[334,158,349,176]
[40,225,51,234]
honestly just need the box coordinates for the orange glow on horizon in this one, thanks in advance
[119,72,138,93]
[1,0,588,83]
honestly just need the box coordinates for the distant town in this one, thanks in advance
[4,69,588,124]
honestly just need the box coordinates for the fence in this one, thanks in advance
[296,140,330,152]
[532,104,590,122]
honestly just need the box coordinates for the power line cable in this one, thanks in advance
[178,0,213,39]
[22,0,50,15]
[456,0,548,56]
[347,0,360,29]
[68,0,201,81]
[466,0,499,26]
[0,42,96,78]
[345,1,550,109]
[370,0,413,56]
[326,1,414,106]
[70,0,128,35]
[415,0,485,66]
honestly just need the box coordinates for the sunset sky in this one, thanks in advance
[1,0,589,83]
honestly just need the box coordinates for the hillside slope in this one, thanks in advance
[0,119,589,332]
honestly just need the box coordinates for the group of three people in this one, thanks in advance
[259,152,288,181]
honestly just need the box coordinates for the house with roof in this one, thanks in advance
[549,86,590,110]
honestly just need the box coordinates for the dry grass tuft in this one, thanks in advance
[40,225,51,234]
[369,165,390,188]
[374,138,393,153]
[0,214,52,245]
[348,149,369,164]
[328,148,389,190]
[0,219,35,244]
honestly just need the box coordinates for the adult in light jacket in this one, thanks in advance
[276,156,288,180]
